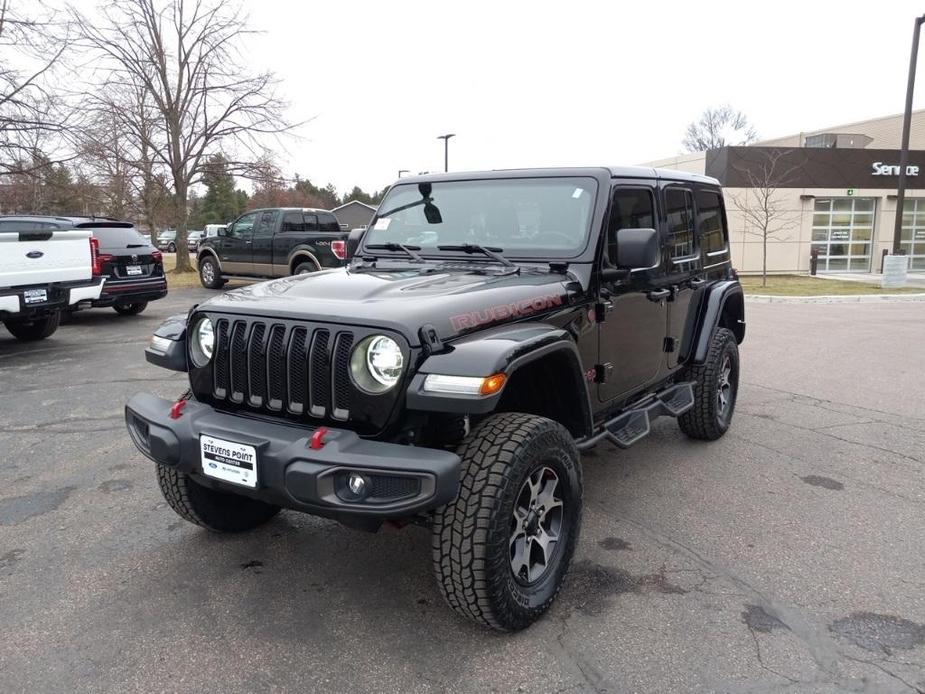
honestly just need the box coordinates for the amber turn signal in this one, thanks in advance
[479,373,507,395]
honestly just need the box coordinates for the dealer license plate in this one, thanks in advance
[23,288,47,305]
[200,435,258,488]
[126,265,143,276]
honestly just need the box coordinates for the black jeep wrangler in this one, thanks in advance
[126,167,744,631]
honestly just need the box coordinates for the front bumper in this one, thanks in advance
[0,277,105,318]
[93,276,168,306]
[125,392,461,521]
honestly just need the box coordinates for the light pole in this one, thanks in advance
[893,14,925,255]
[437,133,455,172]
[397,169,409,179]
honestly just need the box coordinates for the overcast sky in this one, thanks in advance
[75,1,925,195]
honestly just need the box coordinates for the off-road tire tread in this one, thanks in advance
[432,412,581,631]
[678,327,737,440]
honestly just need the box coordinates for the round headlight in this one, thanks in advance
[350,335,403,393]
[190,317,214,368]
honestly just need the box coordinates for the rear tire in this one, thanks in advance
[156,465,280,533]
[4,311,61,341]
[432,412,582,631]
[167,242,177,253]
[678,327,739,440]
[114,302,148,316]
[293,261,319,275]
[198,256,225,289]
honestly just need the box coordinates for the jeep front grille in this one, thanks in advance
[199,317,408,431]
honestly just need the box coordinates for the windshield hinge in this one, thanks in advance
[594,363,612,383]
[419,324,444,355]
[594,301,612,323]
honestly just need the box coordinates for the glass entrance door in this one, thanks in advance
[811,198,874,272]
[901,198,925,271]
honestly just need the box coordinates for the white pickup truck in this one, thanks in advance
[0,220,105,341]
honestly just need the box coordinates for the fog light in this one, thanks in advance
[347,473,367,497]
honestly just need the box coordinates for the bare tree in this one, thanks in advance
[75,0,292,271]
[0,1,74,179]
[729,149,801,287]
[683,105,757,153]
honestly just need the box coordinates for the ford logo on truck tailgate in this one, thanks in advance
[26,250,44,259]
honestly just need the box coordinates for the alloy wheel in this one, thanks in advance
[509,466,564,585]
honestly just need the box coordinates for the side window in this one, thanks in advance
[281,212,319,232]
[318,213,340,232]
[228,212,258,239]
[696,190,728,256]
[664,187,696,260]
[255,210,279,235]
[607,187,656,265]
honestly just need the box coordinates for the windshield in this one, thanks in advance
[365,177,598,259]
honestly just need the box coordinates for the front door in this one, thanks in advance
[597,183,669,402]
[220,211,258,274]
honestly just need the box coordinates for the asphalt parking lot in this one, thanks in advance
[1,291,923,693]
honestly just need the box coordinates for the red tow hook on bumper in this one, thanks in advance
[309,426,328,450]
[169,399,187,420]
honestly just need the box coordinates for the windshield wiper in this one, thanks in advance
[437,243,515,268]
[364,242,425,262]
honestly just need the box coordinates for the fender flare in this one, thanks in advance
[196,247,221,272]
[288,249,322,273]
[405,322,593,436]
[682,281,746,364]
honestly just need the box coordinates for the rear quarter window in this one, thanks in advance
[318,213,340,232]
[696,190,728,255]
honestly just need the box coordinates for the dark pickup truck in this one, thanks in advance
[196,208,348,289]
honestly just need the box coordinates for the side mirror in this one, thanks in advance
[614,227,659,269]
[217,225,227,237]
[346,227,365,259]
[424,201,442,224]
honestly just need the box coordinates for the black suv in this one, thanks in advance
[196,208,348,289]
[84,221,167,315]
[126,168,744,631]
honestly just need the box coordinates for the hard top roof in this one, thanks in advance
[391,166,720,186]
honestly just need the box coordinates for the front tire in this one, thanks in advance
[4,312,61,341]
[113,302,148,316]
[678,327,739,440]
[198,256,225,289]
[156,465,280,533]
[432,412,582,631]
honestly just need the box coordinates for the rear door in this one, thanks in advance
[273,211,319,273]
[251,209,279,276]
[219,211,258,274]
[660,185,702,370]
[597,182,669,402]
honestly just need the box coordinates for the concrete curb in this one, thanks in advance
[746,293,925,304]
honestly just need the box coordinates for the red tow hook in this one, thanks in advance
[309,426,329,450]
[169,399,187,420]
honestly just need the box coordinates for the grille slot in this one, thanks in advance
[247,323,267,407]
[308,329,331,417]
[229,320,248,403]
[266,325,287,411]
[331,332,354,420]
[286,327,309,414]
[213,319,230,397]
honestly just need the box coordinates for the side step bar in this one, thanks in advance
[576,382,695,452]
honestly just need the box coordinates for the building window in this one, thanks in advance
[810,198,875,272]
[901,198,925,271]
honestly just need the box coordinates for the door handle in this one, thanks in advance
[244,239,252,245]
[647,288,670,302]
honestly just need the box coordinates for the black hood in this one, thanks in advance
[199,266,580,345]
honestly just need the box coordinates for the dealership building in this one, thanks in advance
[648,111,925,274]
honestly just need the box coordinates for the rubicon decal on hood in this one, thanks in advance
[450,294,565,331]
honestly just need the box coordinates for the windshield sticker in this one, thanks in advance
[373,218,391,231]
[572,188,583,198]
